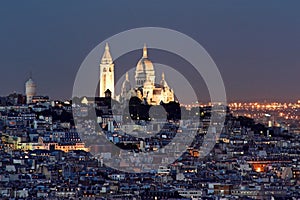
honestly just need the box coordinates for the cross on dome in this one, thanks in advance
[143,44,148,58]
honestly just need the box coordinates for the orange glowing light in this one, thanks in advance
[256,167,261,172]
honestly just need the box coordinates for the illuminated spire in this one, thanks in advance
[160,72,168,87]
[99,42,115,98]
[101,43,113,64]
[143,44,148,58]
[162,72,165,80]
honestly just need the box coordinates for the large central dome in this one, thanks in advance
[136,58,154,72]
[136,45,154,71]
[135,44,155,87]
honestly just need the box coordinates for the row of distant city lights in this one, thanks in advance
[229,101,300,109]
[181,101,300,108]
[180,101,300,122]
[237,113,299,121]
[229,101,300,121]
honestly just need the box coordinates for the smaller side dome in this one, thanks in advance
[121,72,132,95]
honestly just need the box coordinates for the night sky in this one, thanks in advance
[0,1,300,103]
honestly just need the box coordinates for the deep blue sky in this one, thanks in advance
[0,1,300,102]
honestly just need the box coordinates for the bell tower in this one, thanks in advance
[99,43,114,98]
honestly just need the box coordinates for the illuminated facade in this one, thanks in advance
[99,43,115,98]
[119,45,174,105]
[99,43,174,105]
[131,45,174,105]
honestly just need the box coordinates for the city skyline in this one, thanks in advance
[1,1,300,102]
[1,2,300,199]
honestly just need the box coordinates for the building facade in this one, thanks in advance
[99,43,115,98]
[99,43,174,105]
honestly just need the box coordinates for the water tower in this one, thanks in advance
[25,77,36,104]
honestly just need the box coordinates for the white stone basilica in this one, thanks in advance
[99,43,174,105]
